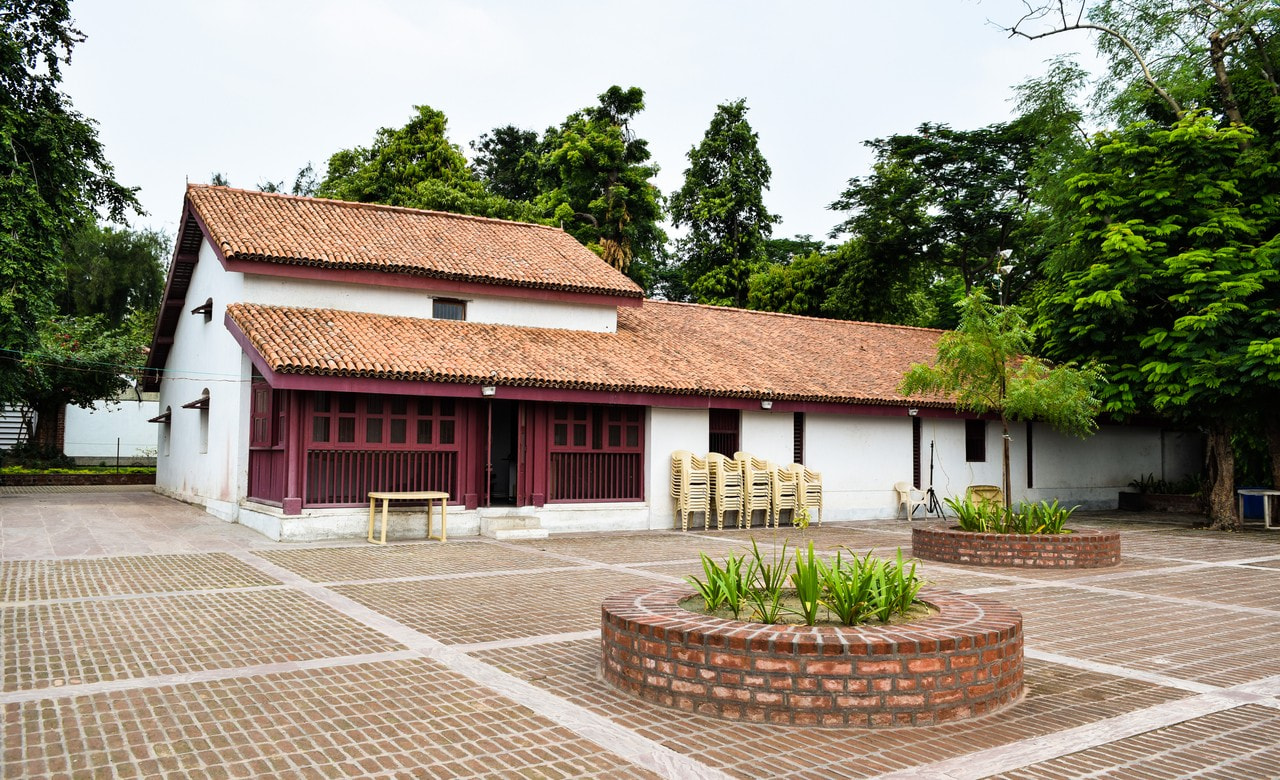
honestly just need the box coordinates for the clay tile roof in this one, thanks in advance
[226,301,948,406]
[186,185,643,298]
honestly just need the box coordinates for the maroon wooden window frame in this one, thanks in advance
[306,393,458,450]
[709,409,740,457]
[546,404,643,502]
[965,419,987,463]
[302,392,463,507]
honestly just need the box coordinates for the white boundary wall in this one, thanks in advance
[64,400,159,462]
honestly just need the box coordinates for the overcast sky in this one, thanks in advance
[61,0,1098,244]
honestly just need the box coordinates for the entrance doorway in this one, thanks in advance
[487,400,520,506]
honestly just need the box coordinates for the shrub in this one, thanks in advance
[943,496,1077,534]
[687,544,924,627]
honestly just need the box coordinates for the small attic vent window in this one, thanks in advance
[433,298,466,321]
[191,297,213,321]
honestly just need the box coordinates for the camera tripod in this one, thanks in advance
[925,440,945,518]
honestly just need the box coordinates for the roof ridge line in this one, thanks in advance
[186,183,568,234]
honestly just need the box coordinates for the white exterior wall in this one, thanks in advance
[644,407,710,530]
[244,275,617,332]
[739,410,793,464]
[63,399,159,462]
[155,240,251,520]
[915,417,1008,506]
[1027,423,1176,509]
[804,414,912,520]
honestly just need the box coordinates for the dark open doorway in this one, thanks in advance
[487,400,520,506]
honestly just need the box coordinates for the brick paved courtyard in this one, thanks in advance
[4,487,1280,778]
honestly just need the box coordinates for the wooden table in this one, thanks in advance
[1237,488,1280,530]
[367,491,449,545]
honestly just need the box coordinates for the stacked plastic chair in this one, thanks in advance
[735,452,773,528]
[670,451,711,531]
[770,462,800,528]
[789,464,824,526]
[707,452,745,530]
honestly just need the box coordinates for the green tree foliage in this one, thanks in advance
[60,224,166,329]
[18,315,144,449]
[537,86,665,283]
[0,0,137,404]
[316,105,538,222]
[903,291,1103,508]
[470,125,541,202]
[1038,114,1280,528]
[1007,1,1278,126]
[747,246,844,318]
[829,121,1042,309]
[668,99,778,307]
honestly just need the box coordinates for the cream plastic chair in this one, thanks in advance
[894,481,928,520]
[789,464,823,526]
[671,451,710,531]
[770,462,799,528]
[966,484,1004,509]
[707,453,745,530]
[735,452,772,528]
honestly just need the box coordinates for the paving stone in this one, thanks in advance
[254,541,570,582]
[4,490,1280,779]
[1119,528,1280,561]
[2,590,403,692]
[0,553,278,602]
[472,640,1191,778]
[333,568,659,645]
[1,657,657,779]
[999,586,1280,687]
[999,704,1280,779]
[1097,565,1280,611]
[503,531,754,564]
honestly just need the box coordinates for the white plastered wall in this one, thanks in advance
[739,410,794,464]
[645,407,710,530]
[154,239,251,520]
[244,275,618,332]
[63,399,159,462]
[804,413,913,521]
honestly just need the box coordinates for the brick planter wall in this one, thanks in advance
[0,473,155,487]
[912,525,1121,568]
[600,586,1022,728]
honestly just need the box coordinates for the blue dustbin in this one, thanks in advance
[1241,488,1265,519]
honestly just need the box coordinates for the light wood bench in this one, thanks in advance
[367,491,449,545]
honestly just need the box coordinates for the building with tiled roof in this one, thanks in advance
[147,186,1200,540]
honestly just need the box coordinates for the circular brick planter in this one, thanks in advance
[912,525,1121,568]
[600,585,1022,728]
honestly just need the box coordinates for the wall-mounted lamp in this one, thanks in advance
[481,386,497,397]
[760,400,773,410]
[908,408,919,417]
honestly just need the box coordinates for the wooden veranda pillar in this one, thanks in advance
[282,390,303,515]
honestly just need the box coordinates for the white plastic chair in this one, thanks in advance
[707,452,745,530]
[788,464,823,526]
[894,481,928,520]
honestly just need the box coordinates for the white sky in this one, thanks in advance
[61,0,1098,243]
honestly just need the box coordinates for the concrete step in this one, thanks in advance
[490,527,550,541]
[481,515,549,540]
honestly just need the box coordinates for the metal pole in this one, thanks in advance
[116,437,120,473]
